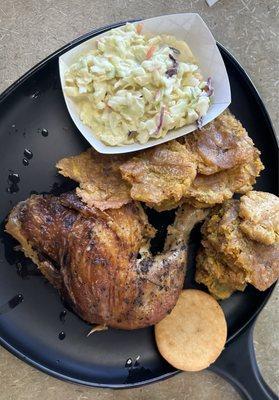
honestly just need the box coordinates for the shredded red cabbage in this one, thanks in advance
[204,77,214,97]
[166,68,177,78]
[197,117,203,130]
[169,53,178,65]
[169,46,180,55]
[166,53,178,78]
[156,107,165,133]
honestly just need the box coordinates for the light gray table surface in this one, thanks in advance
[0,1,278,399]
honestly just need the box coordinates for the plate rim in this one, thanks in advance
[0,20,278,389]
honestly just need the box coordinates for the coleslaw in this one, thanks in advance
[64,23,212,146]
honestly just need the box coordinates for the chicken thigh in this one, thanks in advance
[6,192,207,329]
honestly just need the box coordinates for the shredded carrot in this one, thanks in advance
[155,90,161,101]
[136,23,143,34]
[146,45,156,60]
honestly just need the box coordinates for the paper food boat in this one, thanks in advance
[59,13,231,154]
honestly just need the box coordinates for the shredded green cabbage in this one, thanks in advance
[64,23,211,146]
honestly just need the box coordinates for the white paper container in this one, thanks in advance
[59,13,231,154]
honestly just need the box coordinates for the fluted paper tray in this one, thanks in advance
[59,13,231,154]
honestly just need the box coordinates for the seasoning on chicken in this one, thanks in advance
[6,193,207,329]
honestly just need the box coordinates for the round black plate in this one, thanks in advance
[0,22,278,388]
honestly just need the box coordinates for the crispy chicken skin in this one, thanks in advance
[6,193,207,329]
[196,192,279,299]
[57,111,263,212]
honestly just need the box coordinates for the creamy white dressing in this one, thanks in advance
[64,23,211,146]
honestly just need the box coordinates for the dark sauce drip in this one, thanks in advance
[7,173,20,193]
[125,358,133,368]
[134,355,140,367]
[0,294,23,315]
[22,149,33,166]
[24,148,33,159]
[58,331,66,340]
[125,356,140,368]
[41,128,48,137]
[11,124,18,133]
[124,356,152,384]
[8,173,20,184]
[31,90,40,99]
[7,185,19,194]
[59,310,67,324]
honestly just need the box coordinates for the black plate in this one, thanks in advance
[0,21,278,389]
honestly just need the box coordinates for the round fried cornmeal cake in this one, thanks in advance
[155,289,227,371]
